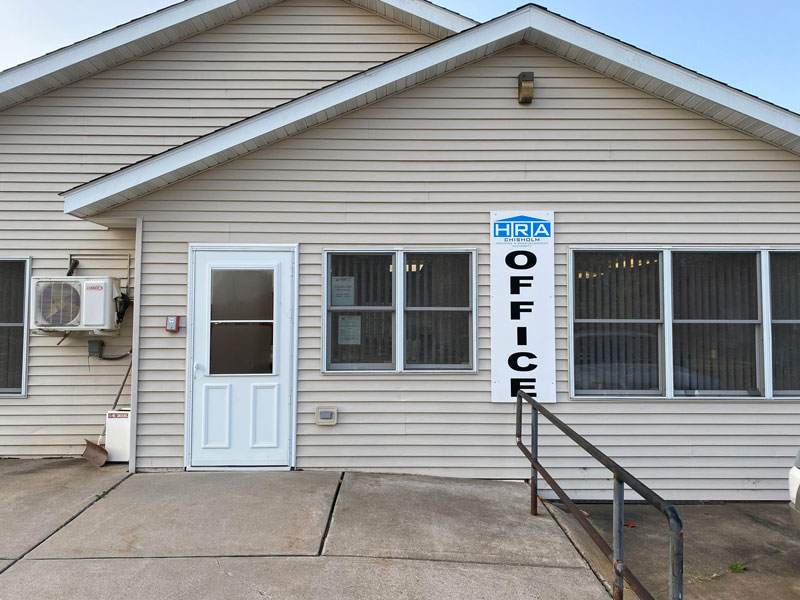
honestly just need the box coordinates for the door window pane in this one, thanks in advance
[405,311,470,367]
[329,310,394,368]
[573,251,662,395]
[0,260,26,395]
[211,269,273,321]
[210,322,273,374]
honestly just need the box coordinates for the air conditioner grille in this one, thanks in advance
[37,281,81,327]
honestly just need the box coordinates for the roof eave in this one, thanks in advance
[524,6,800,141]
[62,7,532,218]
[0,0,475,110]
[62,4,800,218]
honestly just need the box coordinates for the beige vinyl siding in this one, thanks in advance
[103,42,800,499]
[0,0,433,458]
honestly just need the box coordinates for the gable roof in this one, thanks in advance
[0,0,476,110]
[63,3,800,218]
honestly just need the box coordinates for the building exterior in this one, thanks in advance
[2,0,799,500]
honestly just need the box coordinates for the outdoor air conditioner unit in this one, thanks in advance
[31,276,122,334]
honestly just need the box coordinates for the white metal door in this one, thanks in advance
[189,248,295,467]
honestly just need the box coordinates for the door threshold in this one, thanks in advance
[186,465,291,472]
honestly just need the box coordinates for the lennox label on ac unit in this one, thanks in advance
[490,212,556,403]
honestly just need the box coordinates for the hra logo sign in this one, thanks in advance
[490,211,556,403]
[493,215,552,239]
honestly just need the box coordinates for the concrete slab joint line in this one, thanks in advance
[0,459,130,575]
[25,470,341,560]
[318,472,346,556]
[0,468,611,599]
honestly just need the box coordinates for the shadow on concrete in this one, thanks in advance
[550,500,800,600]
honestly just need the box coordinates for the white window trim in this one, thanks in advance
[322,248,478,374]
[568,246,800,402]
[0,257,31,398]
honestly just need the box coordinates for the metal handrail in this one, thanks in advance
[515,390,683,600]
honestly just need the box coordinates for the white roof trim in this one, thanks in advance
[347,0,475,34]
[524,8,800,140]
[62,4,800,217]
[0,0,472,109]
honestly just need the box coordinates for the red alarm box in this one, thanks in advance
[165,315,180,332]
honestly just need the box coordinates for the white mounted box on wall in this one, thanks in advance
[315,406,338,425]
[105,409,130,462]
[30,276,121,334]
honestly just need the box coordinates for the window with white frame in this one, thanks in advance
[572,248,800,398]
[0,259,29,396]
[325,250,475,372]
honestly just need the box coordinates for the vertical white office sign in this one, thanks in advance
[490,212,556,403]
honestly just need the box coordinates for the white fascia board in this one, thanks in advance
[62,7,532,216]
[527,6,800,136]
[0,0,251,95]
[378,0,476,32]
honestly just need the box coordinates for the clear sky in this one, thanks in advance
[1,0,798,112]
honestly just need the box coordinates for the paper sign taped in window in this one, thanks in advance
[331,276,355,306]
[338,315,361,345]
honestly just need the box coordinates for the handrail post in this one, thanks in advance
[531,406,538,515]
[612,474,624,600]
[667,508,684,600]
[514,391,683,600]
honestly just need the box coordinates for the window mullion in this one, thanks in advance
[396,250,404,373]
[663,249,674,399]
[761,250,773,398]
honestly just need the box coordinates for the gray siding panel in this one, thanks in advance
[104,43,800,499]
[0,0,432,458]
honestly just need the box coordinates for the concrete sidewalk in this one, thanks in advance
[0,458,128,562]
[0,463,609,599]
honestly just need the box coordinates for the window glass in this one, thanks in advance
[573,251,662,395]
[325,251,474,371]
[0,260,26,395]
[673,323,759,394]
[574,323,661,393]
[574,252,661,320]
[405,253,470,308]
[330,254,393,307]
[327,253,395,370]
[211,269,273,321]
[770,253,800,393]
[329,310,394,368]
[672,252,759,395]
[404,252,472,370]
[672,252,758,320]
[209,268,274,375]
[210,323,273,374]
[405,311,471,367]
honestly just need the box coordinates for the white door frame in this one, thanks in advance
[184,243,299,471]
